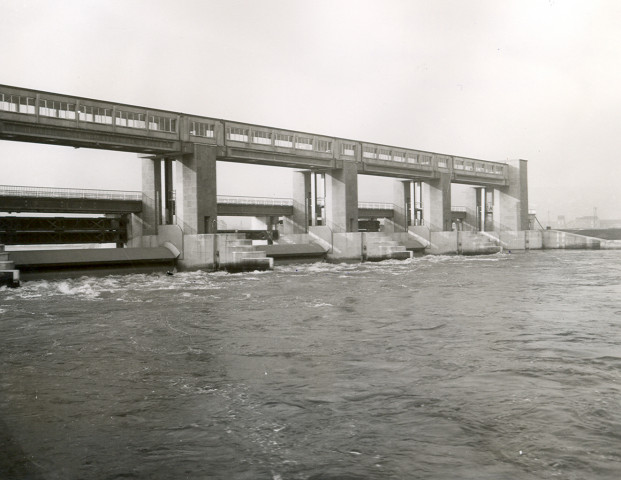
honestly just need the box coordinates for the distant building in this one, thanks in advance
[571,216,600,229]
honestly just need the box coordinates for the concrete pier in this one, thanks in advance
[286,171,311,234]
[422,173,452,232]
[325,161,359,233]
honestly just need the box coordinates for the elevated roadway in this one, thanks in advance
[1,185,473,226]
[0,186,408,218]
[1,84,508,186]
[0,185,143,214]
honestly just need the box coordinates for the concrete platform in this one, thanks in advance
[9,247,177,280]
[255,243,327,260]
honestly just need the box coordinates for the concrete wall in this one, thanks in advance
[600,240,621,249]
[542,230,601,249]
[459,231,501,254]
[331,233,364,260]
[132,230,273,271]
[307,228,423,260]
[128,224,183,250]
[179,234,216,270]
[278,233,313,244]
[409,225,431,243]
[391,231,429,250]
[382,219,399,234]
[308,227,367,260]
[426,231,506,255]
[427,231,458,255]
[498,230,543,250]
[308,226,333,252]
[131,226,619,270]
[310,226,362,260]
[528,231,544,249]
[178,233,253,270]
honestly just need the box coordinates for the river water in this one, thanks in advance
[1,250,621,479]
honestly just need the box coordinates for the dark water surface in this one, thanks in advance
[2,250,621,479]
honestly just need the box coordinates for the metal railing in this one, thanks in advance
[0,184,142,201]
[358,202,394,210]
[216,195,293,206]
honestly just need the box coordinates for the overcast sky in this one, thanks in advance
[1,0,620,222]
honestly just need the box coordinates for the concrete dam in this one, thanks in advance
[2,83,606,284]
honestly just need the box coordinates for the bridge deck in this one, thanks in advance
[1,84,508,186]
[1,186,472,222]
[0,185,143,214]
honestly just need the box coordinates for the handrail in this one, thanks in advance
[216,195,293,206]
[0,184,142,201]
[358,202,394,210]
[534,216,546,230]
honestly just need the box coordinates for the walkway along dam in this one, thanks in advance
[1,84,612,283]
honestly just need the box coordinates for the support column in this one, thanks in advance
[317,172,325,226]
[422,173,452,231]
[484,188,494,231]
[141,157,161,235]
[285,170,311,234]
[493,159,529,231]
[174,144,217,234]
[413,181,423,226]
[325,161,358,233]
[391,179,409,232]
[476,187,485,231]
[164,158,174,225]
[310,172,318,226]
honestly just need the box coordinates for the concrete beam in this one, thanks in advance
[221,147,340,170]
[358,162,436,179]
[0,120,183,154]
[217,203,293,217]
